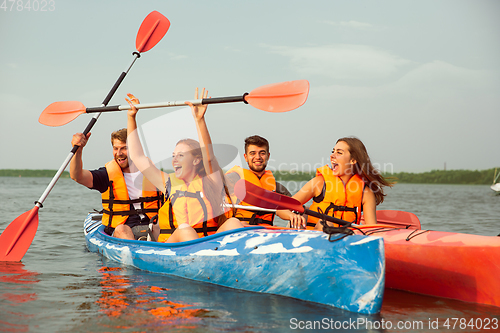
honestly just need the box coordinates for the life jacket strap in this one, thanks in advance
[103,178,163,228]
[165,190,210,236]
[239,214,274,226]
[102,194,163,205]
[159,226,218,234]
[324,203,358,223]
[102,208,159,217]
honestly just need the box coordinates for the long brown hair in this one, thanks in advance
[337,137,393,205]
[176,139,234,227]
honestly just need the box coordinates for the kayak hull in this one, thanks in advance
[359,225,500,307]
[84,213,385,314]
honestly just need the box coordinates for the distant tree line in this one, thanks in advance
[1,168,498,185]
[273,169,499,185]
[382,168,498,185]
[0,169,70,178]
[273,170,316,181]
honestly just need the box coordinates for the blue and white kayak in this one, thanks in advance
[84,212,385,314]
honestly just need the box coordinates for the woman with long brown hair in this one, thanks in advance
[125,88,242,242]
[277,137,392,228]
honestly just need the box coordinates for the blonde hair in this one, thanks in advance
[176,139,234,226]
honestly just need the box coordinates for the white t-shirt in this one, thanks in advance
[123,171,145,218]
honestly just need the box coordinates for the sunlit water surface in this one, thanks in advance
[1,177,499,332]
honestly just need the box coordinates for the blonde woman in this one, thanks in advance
[126,88,242,242]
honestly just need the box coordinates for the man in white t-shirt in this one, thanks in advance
[70,128,162,240]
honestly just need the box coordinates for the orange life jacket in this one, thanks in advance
[157,173,219,242]
[307,165,365,229]
[226,165,276,225]
[101,159,163,229]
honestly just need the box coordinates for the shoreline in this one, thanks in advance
[1,168,498,185]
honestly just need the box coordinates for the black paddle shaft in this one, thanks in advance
[70,53,140,154]
[202,93,248,105]
[84,93,250,115]
[304,208,351,227]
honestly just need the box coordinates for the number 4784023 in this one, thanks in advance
[1,0,55,11]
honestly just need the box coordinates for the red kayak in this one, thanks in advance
[231,181,500,308]
[359,210,500,308]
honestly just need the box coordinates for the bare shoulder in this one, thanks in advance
[293,175,324,204]
[310,175,325,197]
[363,186,375,204]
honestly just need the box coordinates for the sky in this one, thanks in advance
[1,0,499,173]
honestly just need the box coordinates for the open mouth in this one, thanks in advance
[253,158,265,167]
[332,163,339,172]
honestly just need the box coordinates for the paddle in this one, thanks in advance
[233,179,351,227]
[223,204,277,213]
[234,179,422,229]
[39,80,310,127]
[0,11,170,262]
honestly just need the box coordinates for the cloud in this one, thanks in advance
[312,60,497,102]
[302,60,499,172]
[263,44,416,83]
[224,46,243,53]
[166,52,187,60]
[323,20,375,30]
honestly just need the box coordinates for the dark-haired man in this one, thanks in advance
[225,135,291,226]
[70,128,162,240]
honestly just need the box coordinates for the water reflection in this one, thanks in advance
[68,262,383,333]
[381,289,500,333]
[94,266,208,331]
[0,261,40,333]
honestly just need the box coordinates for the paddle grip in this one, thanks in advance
[70,118,97,154]
[102,72,127,106]
[202,95,245,105]
[304,208,351,227]
[86,105,121,113]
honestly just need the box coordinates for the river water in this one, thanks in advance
[1,177,499,332]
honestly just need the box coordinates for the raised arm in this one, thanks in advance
[126,94,165,193]
[186,88,221,184]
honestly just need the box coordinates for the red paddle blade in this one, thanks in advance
[39,101,86,127]
[245,80,309,112]
[136,11,170,53]
[0,207,39,262]
[234,179,305,213]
